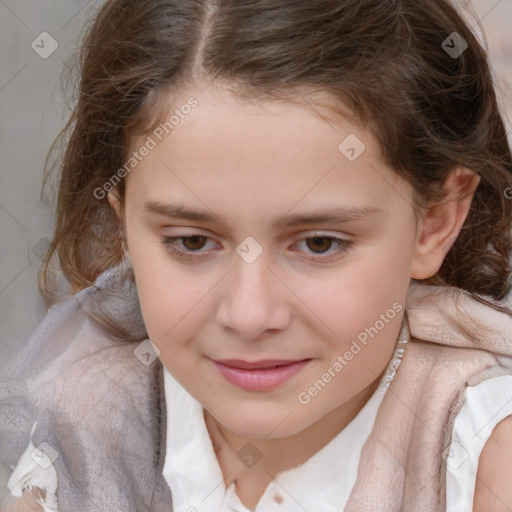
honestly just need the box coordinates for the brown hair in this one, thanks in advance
[40,0,512,340]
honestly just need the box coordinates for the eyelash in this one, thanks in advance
[160,233,353,262]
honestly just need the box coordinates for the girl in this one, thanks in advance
[2,0,512,510]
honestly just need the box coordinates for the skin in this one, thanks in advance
[108,81,480,509]
[474,416,512,511]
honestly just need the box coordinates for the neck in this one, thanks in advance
[204,377,381,510]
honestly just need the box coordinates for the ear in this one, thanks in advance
[411,167,480,280]
[107,190,127,246]
[107,190,123,221]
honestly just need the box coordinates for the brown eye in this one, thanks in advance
[291,234,353,262]
[181,235,208,250]
[160,234,218,260]
[305,237,334,253]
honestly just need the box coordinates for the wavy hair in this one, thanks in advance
[40,0,512,341]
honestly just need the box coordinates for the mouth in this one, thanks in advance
[211,358,312,391]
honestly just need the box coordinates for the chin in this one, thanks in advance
[216,407,313,439]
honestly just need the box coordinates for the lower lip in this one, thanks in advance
[213,360,310,391]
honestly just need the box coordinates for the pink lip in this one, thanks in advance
[212,358,311,391]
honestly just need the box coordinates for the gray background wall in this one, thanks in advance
[1,0,511,352]
[0,0,104,355]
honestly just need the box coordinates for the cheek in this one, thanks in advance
[126,228,212,347]
[135,266,201,339]
[296,245,413,343]
[290,254,410,408]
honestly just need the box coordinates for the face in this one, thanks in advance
[112,83,422,439]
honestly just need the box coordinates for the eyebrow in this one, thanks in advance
[144,200,380,228]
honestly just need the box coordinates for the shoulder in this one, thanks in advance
[0,267,170,511]
[0,264,159,435]
[0,317,166,511]
[473,414,512,511]
[6,293,161,427]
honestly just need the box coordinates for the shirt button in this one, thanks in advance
[273,493,284,505]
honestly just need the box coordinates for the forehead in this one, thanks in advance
[124,84,413,224]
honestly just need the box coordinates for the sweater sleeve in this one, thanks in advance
[445,375,512,511]
[0,261,172,512]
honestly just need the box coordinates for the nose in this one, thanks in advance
[216,254,292,341]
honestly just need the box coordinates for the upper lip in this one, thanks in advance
[213,358,309,370]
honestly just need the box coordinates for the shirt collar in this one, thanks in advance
[162,321,408,512]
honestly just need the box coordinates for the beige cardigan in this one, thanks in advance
[1,262,511,511]
[347,282,512,511]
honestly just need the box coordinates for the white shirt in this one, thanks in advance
[9,324,512,511]
[161,323,512,512]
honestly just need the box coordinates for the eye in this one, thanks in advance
[291,233,353,261]
[160,234,219,260]
[160,232,353,262]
